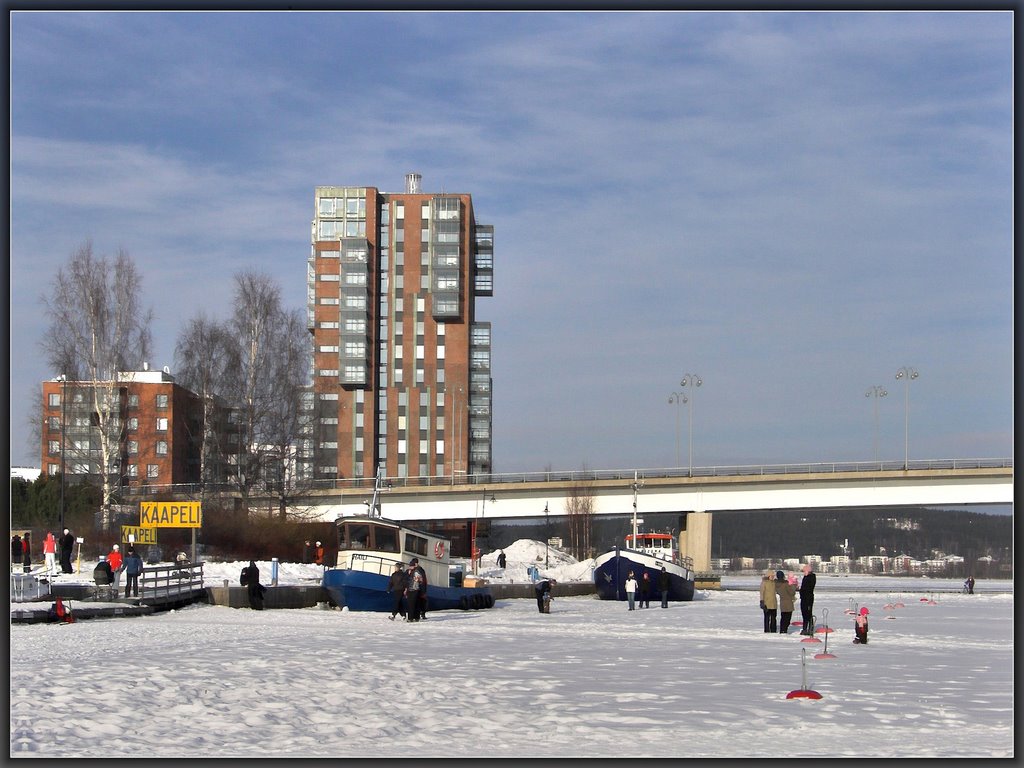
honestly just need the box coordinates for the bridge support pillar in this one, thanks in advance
[679,511,712,573]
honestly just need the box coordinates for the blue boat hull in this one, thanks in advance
[593,548,695,602]
[322,568,494,612]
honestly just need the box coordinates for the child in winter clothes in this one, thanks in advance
[854,606,869,644]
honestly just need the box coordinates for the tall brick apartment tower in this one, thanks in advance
[307,173,493,482]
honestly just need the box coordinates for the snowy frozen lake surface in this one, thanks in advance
[10,566,1012,758]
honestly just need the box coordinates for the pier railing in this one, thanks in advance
[139,562,204,599]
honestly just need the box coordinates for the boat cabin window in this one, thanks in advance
[339,522,400,552]
[405,533,428,557]
[373,525,399,552]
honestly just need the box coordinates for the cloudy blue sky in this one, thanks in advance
[10,11,1013,475]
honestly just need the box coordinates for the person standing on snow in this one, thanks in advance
[22,532,32,573]
[413,558,429,620]
[387,562,407,620]
[123,547,144,598]
[799,563,816,635]
[244,560,265,610]
[496,550,506,569]
[314,541,325,566]
[775,570,796,634]
[853,606,869,644]
[759,571,778,633]
[301,540,312,564]
[404,561,423,621]
[534,577,556,613]
[639,572,652,608]
[59,528,76,573]
[11,534,23,572]
[43,531,57,575]
[624,571,638,611]
[107,544,123,598]
[657,565,670,608]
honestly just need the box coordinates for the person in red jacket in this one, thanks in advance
[314,541,325,566]
[42,531,57,575]
[854,606,869,644]
[107,544,123,598]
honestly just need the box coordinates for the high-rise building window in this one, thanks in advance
[156,417,168,432]
[126,464,137,478]
[127,441,138,455]
[156,441,168,456]
[48,440,61,455]
[128,394,139,408]
[156,394,169,409]
[147,464,159,479]
[128,417,138,432]
[47,416,60,431]
[48,393,61,407]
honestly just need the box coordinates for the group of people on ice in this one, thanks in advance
[10,529,78,575]
[386,559,429,621]
[760,563,821,636]
[760,563,869,644]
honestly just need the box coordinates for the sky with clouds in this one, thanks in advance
[10,11,1013,475]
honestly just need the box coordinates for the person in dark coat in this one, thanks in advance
[534,578,556,613]
[123,547,144,597]
[657,565,670,608]
[301,540,312,565]
[59,528,75,573]
[410,558,428,621]
[853,606,869,644]
[11,535,23,570]
[639,572,652,608]
[387,562,407,620]
[799,563,817,635]
[496,550,507,569]
[404,561,423,621]
[244,560,265,610]
[22,532,32,573]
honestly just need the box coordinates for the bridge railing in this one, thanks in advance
[117,457,1012,498]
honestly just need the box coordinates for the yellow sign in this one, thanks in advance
[140,501,202,528]
[121,525,158,545]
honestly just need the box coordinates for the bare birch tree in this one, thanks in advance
[565,474,596,560]
[40,241,153,516]
[206,270,314,515]
[174,314,239,493]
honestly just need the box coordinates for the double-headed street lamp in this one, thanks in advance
[865,385,887,465]
[680,373,702,477]
[894,366,919,470]
[667,392,687,467]
[472,490,496,575]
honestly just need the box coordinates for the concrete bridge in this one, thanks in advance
[126,458,1012,573]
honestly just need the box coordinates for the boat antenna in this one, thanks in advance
[631,471,645,545]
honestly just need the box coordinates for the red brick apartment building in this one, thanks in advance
[41,367,211,490]
[306,173,494,482]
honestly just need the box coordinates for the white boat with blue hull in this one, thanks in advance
[321,514,494,612]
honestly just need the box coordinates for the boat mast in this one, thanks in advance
[631,471,644,545]
[367,464,388,518]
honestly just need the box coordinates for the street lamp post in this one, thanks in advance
[668,392,687,467]
[865,385,887,465]
[894,366,919,470]
[473,490,495,575]
[679,373,702,477]
[59,375,67,532]
[544,501,550,568]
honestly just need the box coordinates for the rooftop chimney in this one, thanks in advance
[405,172,422,194]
